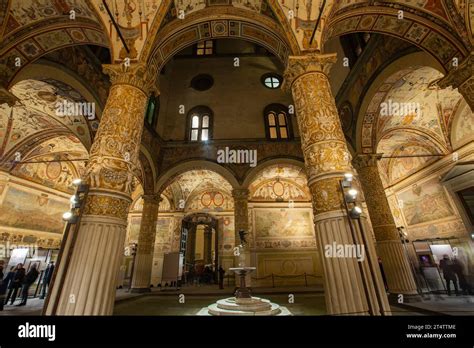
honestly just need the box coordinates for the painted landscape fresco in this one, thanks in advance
[0,186,68,234]
[398,178,454,226]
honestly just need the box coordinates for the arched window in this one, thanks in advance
[145,93,159,128]
[264,104,292,140]
[187,106,213,142]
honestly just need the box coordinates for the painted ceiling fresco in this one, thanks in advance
[11,135,88,192]
[0,79,95,192]
[9,79,95,149]
[371,66,472,186]
[248,164,311,201]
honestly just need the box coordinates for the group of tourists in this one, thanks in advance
[0,261,55,310]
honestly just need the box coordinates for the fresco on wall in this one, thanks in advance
[249,164,311,201]
[451,101,474,149]
[254,209,313,238]
[0,186,68,234]
[397,178,455,226]
[186,190,234,211]
[127,216,141,243]
[156,217,172,244]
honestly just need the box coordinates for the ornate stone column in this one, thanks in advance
[204,226,213,264]
[438,52,473,111]
[46,63,155,315]
[185,224,196,265]
[283,53,390,315]
[353,154,418,296]
[131,194,161,292]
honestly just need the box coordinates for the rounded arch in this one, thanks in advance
[138,145,157,194]
[143,6,299,79]
[242,157,305,188]
[355,51,444,154]
[0,1,112,86]
[323,3,469,72]
[155,160,240,194]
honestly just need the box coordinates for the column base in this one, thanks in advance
[130,287,151,293]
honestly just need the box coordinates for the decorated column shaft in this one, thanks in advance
[46,63,154,315]
[283,53,390,315]
[353,154,418,295]
[131,194,161,292]
[204,226,213,264]
[185,225,196,265]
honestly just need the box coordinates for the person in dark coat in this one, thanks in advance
[4,264,25,305]
[18,263,39,306]
[0,265,3,311]
[439,255,458,296]
[452,258,471,295]
[39,261,55,299]
[218,266,225,289]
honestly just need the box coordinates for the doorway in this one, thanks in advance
[180,213,218,286]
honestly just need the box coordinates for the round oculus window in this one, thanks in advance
[191,74,214,91]
[262,74,282,89]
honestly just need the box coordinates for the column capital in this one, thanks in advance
[102,63,159,95]
[232,188,250,200]
[352,153,383,169]
[142,194,162,205]
[282,53,337,92]
[437,52,474,111]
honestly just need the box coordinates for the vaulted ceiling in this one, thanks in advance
[0,0,472,87]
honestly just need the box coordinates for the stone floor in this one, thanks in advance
[0,287,473,316]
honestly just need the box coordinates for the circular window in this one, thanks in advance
[191,74,214,91]
[262,74,282,89]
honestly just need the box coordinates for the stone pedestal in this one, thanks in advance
[283,53,390,315]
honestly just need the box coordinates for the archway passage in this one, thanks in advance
[181,213,219,286]
[323,2,470,71]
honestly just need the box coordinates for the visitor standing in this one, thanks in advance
[439,255,458,296]
[0,266,3,311]
[452,258,471,295]
[39,261,55,299]
[4,264,25,305]
[18,263,39,306]
[218,266,225,289]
